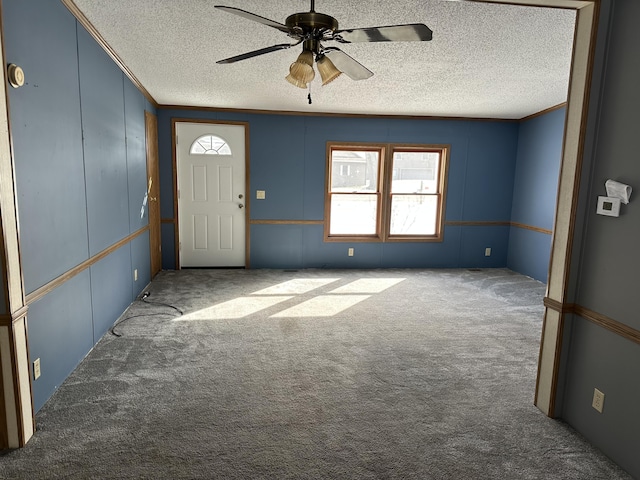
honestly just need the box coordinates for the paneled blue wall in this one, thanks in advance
[508,108,566,281]
[78,26,130,257]
[3,0,154,411]
[4,0,89,293]
[26,273,94,412]
[158,110,519,269]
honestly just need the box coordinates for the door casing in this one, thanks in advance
[145,111,162,278]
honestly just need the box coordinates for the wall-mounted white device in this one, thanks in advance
[7,64,25,88]
[605,179,632,204]
[596,179,632,217]
[596,196,621,217]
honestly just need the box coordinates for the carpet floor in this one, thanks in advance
[0,268,632,479]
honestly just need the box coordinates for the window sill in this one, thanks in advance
[324,234,444,243]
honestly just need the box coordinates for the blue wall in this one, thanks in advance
[158,110,520,270]
[3,0,154,411]
[508,108,566,281]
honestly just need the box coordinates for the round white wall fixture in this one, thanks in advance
[7,64,25,88]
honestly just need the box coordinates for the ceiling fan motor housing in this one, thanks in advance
[285,12,338,34]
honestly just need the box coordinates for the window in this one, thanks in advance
[325,143,449,242]
[190,135,232,155]
[328,148,381,236]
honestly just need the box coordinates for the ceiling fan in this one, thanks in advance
[215,1,432,92]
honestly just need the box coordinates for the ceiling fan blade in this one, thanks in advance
[323,48,373,81]
[334,24,433,43]
[217,44,295,64]
[215,6,290,33]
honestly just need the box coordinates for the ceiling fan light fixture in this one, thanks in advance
[317,55,341,86]
[288,61,315,84]
[285,73,308,89]
[288,50,315,85]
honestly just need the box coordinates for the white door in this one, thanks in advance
[176,122,246,267]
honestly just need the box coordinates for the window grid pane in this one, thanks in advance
[389,194,438,235]
[391,151,440,194]
[330,150,379,193]
[329,193,378,235]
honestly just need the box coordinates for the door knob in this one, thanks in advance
[238,194,244,199]
[239,204,244,209]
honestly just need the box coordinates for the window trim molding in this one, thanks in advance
[324,142,450,243]
[324,143,386,242]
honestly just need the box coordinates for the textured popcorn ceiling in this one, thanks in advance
[71,0,576,119]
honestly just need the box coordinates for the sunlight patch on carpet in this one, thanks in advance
[175,296,293,320]
[251,278,340,295]
[270,295,370,318]
[329,278,406,294]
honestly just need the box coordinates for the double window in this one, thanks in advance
[324,143,449,242]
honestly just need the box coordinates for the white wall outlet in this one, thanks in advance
[592,388,605,413]
[485,247,492,257]
[256,190,266,200]
[348,248,354,257]
[33,358,41,380]
[134,269,138,281]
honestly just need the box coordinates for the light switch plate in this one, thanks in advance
[256,190,266,200]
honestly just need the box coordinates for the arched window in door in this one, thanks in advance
[190,134,232,155]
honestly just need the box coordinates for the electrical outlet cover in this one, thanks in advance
[33,358,41,380]
[592,388,605,413]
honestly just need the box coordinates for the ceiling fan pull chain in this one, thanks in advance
[308,84,312,104]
